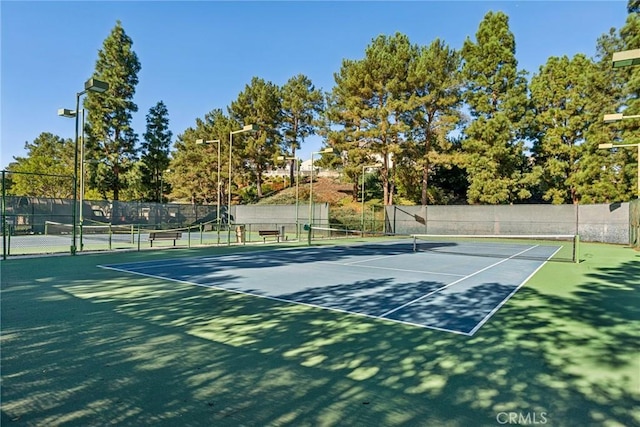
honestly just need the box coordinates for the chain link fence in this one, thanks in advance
[1,169,314,258]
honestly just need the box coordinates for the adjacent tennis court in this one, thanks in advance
[100,238,559,335]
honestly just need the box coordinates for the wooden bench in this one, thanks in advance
[258,229,280,243]
[149,231,182,247]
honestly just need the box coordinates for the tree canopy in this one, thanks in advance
[7,3,639,206]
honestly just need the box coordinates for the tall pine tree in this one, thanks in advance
[84,20,141,201]
[529,55,596,204]
[228,77,281,199]
[280,74,324,185]
[461,11,531,204]
[141,101,172,202]
[578,1,639,202]
[404,39,464,206]
[330,33,415,205]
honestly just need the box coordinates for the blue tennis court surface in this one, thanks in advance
[99,240,555,335]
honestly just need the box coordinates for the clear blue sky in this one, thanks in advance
[0,1,629,170]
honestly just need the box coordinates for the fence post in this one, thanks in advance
[2,170,6,260]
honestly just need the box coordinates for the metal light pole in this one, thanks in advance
[278,156,300,238]
[228,124,258,245]
[599,114,640,197]
[308,148,334,230]
[604,49,640,198]
[196,138,222,243]
[361,164,382,233]
[59,108,88,250]
[58,77,108,254]
[160,169,171,203]
[79,108,85,250]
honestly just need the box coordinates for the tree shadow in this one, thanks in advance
[1,246,638,426]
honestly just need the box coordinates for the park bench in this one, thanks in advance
[149,231,182,247]
[258,229,280,243]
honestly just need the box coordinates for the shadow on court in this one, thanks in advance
[105,241,546,335]
[1,245,638,426]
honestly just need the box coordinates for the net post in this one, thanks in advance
[188,226,191,247]
[137,224,141,252]
[573,234,580,263]
[412,235,417,252]
[108,223,112,251]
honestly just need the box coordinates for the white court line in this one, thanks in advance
[467,245,562,336]
[378,244,540,318]
[97,264,473,336]
[98,242,547,336]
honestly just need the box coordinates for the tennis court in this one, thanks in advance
[2,237,639,426]
[100,237,560,335]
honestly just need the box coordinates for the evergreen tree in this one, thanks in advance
[169,109,235,205]
[229,77,281,199]
[330,33,416,205]
[529,55,596,204]
[280,74,324,185]
[404,39,464,205]
[617,1,640,198]
[119,160,146,201]
[578,2,638,202]
[84,20,141,201]
[141,101,172,202]
[326,61,373,200]
[7,133,74,197]
[461,11,532,204]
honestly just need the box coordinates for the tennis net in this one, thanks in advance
[308,225,365,240]
[44,221,135,236]
[411,233,579,263]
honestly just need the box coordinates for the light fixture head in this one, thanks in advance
[196,139,221,145]
[612,49,640,68]
[58,108,76,118]
[84,78,109,93]
[603,113,623,123]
